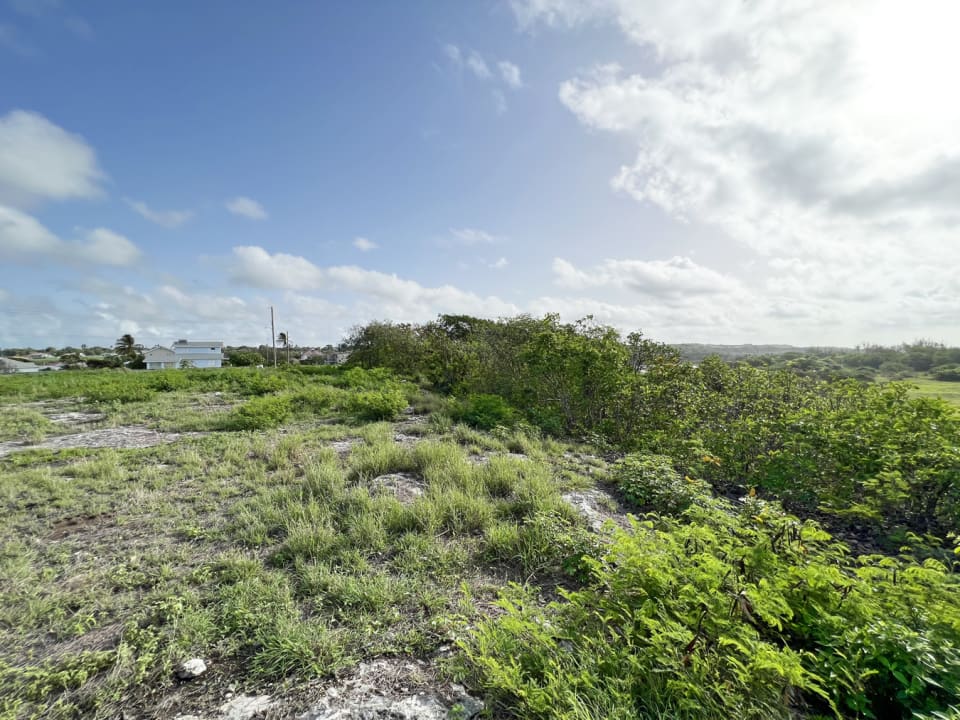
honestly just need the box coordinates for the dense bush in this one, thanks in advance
[344,315,960,541]
[460,494,960,720]
[345,387,406,421]
[227,350,266,367]
[612,453,709,515]
[932,364,960,381]
[228,394,293,430]
[451,394,516,430]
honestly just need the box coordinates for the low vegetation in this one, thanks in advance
[2,317,959,719]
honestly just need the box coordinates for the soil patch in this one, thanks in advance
[48,513,113,540]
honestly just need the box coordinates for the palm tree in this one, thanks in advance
[114,334,137,360]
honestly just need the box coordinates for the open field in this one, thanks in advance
[907,377,960,407]
[0,368,608,719]
[3,364,960,719]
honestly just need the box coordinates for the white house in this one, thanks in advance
[0,357,40,374]
[173,340,224,368]
[145,340,224,369]
[144,346,177,370]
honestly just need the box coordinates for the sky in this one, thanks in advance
[2,0,960,349]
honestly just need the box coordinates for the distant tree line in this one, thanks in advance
[732,340,960,382]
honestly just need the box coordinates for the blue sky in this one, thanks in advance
[2,0,960,348]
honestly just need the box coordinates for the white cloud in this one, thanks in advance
[0,205,141,266]
[443,43,462,65]
[490,257,508,269]
[230,245,517,320]
[0,204,60,256]
[0,110,104,206]
[466,50,491,79]
[81,228,142,266]
[353,237,378,252]
[445,227,499,246]
[125,198,193,228]
[226,196,268,220]
[553,256,742,299]
[498,61,523,89]
[230,245,325,289]
[512,0,960,341]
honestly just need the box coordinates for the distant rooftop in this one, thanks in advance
[172,340,223,348]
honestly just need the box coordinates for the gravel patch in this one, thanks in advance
[298,658,482,720]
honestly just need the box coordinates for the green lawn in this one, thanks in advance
[907,377,960,407]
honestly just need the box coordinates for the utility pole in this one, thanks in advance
[270,306,277,367]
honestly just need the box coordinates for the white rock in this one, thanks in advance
[219,695,273,720]
[176,658,207,680]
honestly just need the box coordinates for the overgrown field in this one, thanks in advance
[2,359,960,719]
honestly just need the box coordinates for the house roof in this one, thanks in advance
[144,346,176,359]
[0,357,39,371]
[172,341,223,348]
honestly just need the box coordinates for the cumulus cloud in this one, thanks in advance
[553,256,743,300]
[230,245,517,319]
[353,237,378,252]
[0,205,141,266]
[498,61,522,89]
[490,257,508,269]
[512,0,960,339]
[125,198,193,228]
[226,196,268,220]
[0,110,105,206]
[230,245,325,289]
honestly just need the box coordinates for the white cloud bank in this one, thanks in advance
[0,110,105,207]
[0,205,140,266]
[226,196,268,220]
[229,245,517,318]
[513,0,960,343]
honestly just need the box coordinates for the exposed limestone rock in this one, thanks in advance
[176,657,208,680]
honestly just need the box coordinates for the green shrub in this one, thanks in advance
[228,394,293,430]
[346,387,406,421]
[461,501,960,720]
[452,393,516,430]
[612,453,709,514]
[931,364,960,381]
[85,380,155,404]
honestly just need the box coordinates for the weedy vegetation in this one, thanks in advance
[2,317,960,719]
